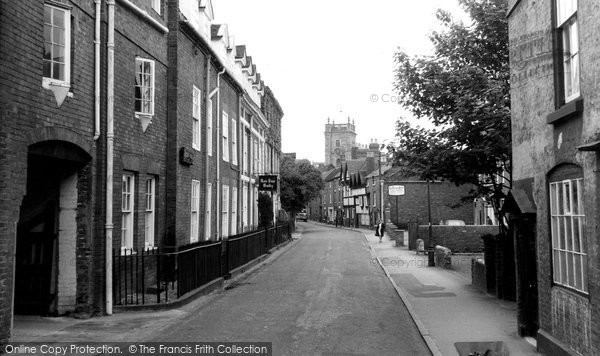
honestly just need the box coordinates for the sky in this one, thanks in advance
[214,0,467,162]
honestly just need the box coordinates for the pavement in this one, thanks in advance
[354,226,539,356]
[10,233,302,345]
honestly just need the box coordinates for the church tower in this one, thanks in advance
[324,117,357,167]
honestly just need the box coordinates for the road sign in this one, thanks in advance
[258,175,278,191]
[388,185,405,196]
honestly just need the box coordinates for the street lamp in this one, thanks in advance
[378,141,388,223]
[379,147,384,222]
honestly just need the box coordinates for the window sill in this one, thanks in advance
[551,283,589,299]
[546,97,584,124]
[42,79,73,97]
[135,112,154,119]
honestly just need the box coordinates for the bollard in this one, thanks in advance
[428,247,435,267]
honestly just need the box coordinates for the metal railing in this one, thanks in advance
[113,223,291,306]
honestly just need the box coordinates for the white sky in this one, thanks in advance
[215,0,466,162]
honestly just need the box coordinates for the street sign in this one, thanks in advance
[258,175,278,191]
[388,185,405,196]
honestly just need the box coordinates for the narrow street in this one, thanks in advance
[154,223,430,355]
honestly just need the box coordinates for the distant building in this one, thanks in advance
[324,118,357,166]
[282,152,297,160]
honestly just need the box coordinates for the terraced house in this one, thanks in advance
[0,0,284,344]
[508,0,600,354]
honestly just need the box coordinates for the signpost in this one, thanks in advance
[388,185,405,226]
[258,175,278,191]
[388,185,405,196]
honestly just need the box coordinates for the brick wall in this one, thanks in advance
[168,27,211,247]
[384,180,474,227]
[414,225,498,253]
[0,0,98,342]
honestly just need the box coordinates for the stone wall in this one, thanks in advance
[434,246,452,269]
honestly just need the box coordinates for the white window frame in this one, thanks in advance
[253,187,259,226]
[144,177,156,249]
[190,180,200,243]
[231,187,238,235]
[121,173,135,253]
[243,185,249,229]
[243,131,249,175]
[192,86,201,150]
[205,183,212,240]
[222,185,230,237]
[152,0,161,15]
[43,4,71,87]
[556,0,580,102]
[232,119,238,166]
[207,99,213,156]
[253,138,258,173]
[134,58,155,116]
[550,177,587,293]
[222,112,229,162]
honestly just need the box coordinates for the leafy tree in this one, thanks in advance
[258,192,274,228]
[392,0,510,230]
[280,157,324,216]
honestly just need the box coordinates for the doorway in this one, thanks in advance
[15,141,89,315]
[514,214,539,337]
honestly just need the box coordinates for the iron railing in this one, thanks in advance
[113,223,291,306]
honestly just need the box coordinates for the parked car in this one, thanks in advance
[296,210,308,222]
[442,219,466,226]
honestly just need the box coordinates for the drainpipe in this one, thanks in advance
[204,56,211,240]
[93,0,101,140]
[211,67,226,239]
[238,95,243,232]
[105,0,115,315]
[249,114,253,229]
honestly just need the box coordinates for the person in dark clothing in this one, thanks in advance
[377,220,386,242]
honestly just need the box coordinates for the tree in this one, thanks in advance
[280,157,324,216]
[392,0,510,231]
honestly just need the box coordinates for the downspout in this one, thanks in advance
[238,95,243,232]
[105,0,115,315]
[93,0,101,140]
[249,114,253,228]
[204,56,211,240]
[211,67,226,239]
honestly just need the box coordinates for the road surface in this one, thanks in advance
[155,223,430,355]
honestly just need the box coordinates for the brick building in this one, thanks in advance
[0,0,283,344]
[508,0,600,354]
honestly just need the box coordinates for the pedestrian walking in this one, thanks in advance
[377,220,386,242]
